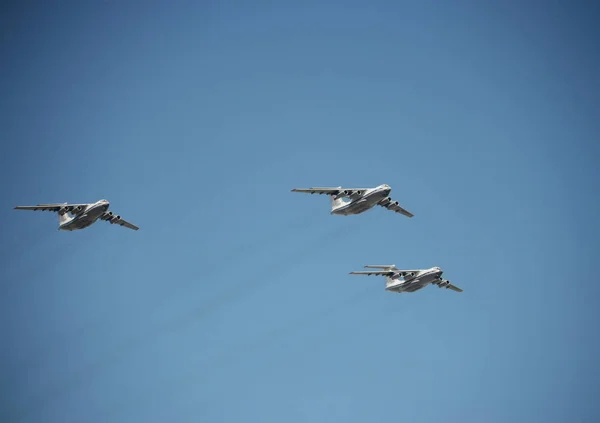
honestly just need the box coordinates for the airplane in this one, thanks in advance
[290,184,414,217]
[349,264,463,293]
[13,199,139,231]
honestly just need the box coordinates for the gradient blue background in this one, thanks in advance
[1,1,599,422]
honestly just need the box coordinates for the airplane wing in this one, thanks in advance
[100,212,139,231]
[14,203,89,212]
[377,198,414,218]
[350,270,396,276]
[350,269,421,277]
[446,283,463,292]
[291,187,369,196]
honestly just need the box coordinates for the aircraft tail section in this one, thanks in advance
[364,265,396,269]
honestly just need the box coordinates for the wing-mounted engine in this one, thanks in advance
[379,197,396,207]
[96,210,138,230]
[376,196,414,218]
[392,272,413,281]
[379,197,401,209]
[58,205,84,215]
[101,211,121,223]
[334,190,350,200]
[437,279,450,288]
[334,189,363,200]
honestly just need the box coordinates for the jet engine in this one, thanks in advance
[334,190,350,200]
[72,206,82,213]
[110,215,121,223]
[438,280,449,288]
[380,197,392,206]
[58,207,69,215]
[405,272,415,278]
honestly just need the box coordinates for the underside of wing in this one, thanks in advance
[14,203,88,212]
[435,279,463,292]
[349,270,395,276]
[291,187,342,195]
[100,212,139,231]
[291,187,368,196]
[377,198,414,217]
[395,271,422,278]
[447,283,463,292]
[118,219,139,231]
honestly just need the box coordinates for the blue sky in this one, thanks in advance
[1,1,599,422]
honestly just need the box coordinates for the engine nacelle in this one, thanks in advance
[406,272,415,278]
[438,280,449,288]
[334,190,350,200]
[58,207,69,215]
[110,215,121,223]
[72,206,82,213]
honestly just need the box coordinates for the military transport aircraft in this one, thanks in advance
[13,199,139,231]
[349,264,462,293]
[291,184,414,217]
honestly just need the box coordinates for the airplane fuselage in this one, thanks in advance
[59,201,110,231]
[331,185,391,216]
[386,268,443,293]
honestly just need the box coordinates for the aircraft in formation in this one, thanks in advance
[291,184,414,218]
[13,183,462,294]
[350,264,463,293]
[13,199,139,231]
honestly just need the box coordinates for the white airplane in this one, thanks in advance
[13,199,139,231]
[349,264,463,293]
[291,184,413,217]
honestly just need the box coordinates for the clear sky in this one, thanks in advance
[1,1,599,422]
